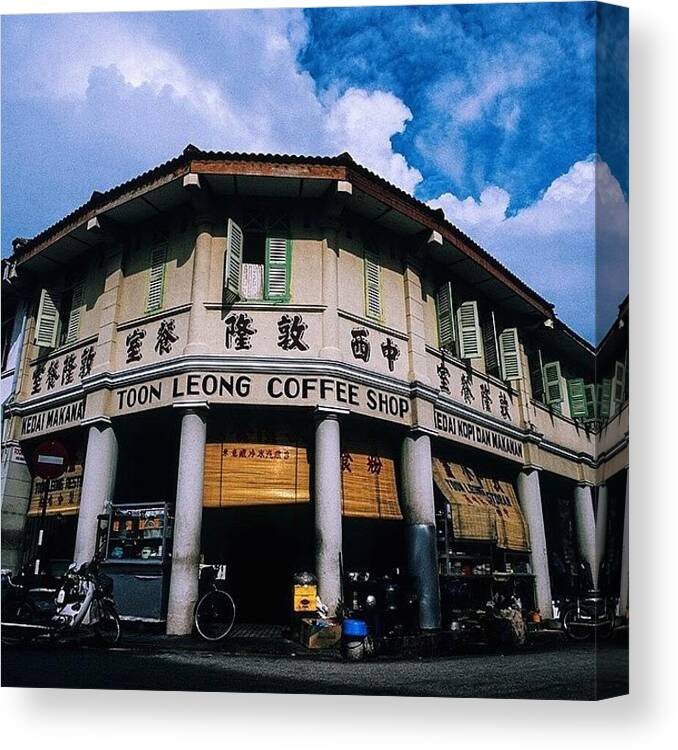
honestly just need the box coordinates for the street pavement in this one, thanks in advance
[1,634,628,700]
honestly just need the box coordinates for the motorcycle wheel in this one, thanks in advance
[3,601,39,644]
[562,608,592,641]
[94,601,121,647]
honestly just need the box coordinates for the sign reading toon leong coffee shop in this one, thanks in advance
[113,372,412,421]
[18,371,526,464]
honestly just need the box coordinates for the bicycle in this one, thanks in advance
[193,564,236,642]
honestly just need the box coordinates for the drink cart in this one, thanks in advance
[97,502,174,622]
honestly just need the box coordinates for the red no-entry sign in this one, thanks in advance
[32,439,70,480]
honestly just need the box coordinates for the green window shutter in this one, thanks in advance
[146,245,167,313]
[611,360,627,414]
[34,288,61,348]
[64,279,85,344]
[567,378,588,420]
[364,247,382,320]
[599,378,612,420]
[456,301,483,359]
[224,218,244,304]
[543,361,564,408]
[498,328,523,381]
[265,237,290,301]
[585,384,598,421]
[435,282,455,350]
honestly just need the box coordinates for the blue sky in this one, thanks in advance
[1,2,628,342]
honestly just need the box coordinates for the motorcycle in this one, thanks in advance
[557,592,616,642]
[1,556,121,647]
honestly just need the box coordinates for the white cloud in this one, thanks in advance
[5,11,422,194]
[325,88,423,194]
[429,158,628,341]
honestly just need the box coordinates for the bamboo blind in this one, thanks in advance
[432,458,530,551]
[341,438,402,519]
[203,430,310,507]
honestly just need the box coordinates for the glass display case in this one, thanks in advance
[103,504,173,562]
[97,503,174,621]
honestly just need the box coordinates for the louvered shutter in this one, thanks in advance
[65,279,85,344]
[543,361,564,409]
[599,377,612,420]
[364,248,382,319]
[224,218,244,304]
[585,384,598,421]
[567,378,588,420]
[498,328,523,381]
[529,352,546,402]
[34,288,61,348]
[146,245,167,312]
[265,237,290,301]
[611,360,627,414]
[456,301,483,359]
[435,283,455,350]
[482,313,500,377]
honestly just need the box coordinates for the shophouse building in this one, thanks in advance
[0,147,629,632]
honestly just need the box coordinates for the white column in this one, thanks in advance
[516,469,553,619]
[618,471,630,619]
[74,421,118,564]
[184,220,213,356]
[400,431,441,630]
[573,483,597,590]
[402,261,430,385]
[595,484,609,589]
[314,411,343,615]
[319,224,341,360]
[166,407,208,635]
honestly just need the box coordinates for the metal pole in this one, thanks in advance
[33,478,49,578]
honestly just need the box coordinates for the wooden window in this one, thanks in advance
[567,378,588,420]
[146,244,168,313]
[435,282,455,351]
[543,361,564,412]
[64,278,85,345]
[224,218,244,305]
[34,288,61,348]
[611,359,627,415]
[599,377,612,420]
[585,384,598,422]
[498,327,523,381]
[482,312,501,377]
[264,237,291,301]
[456,301,483,359]
[363,247,382,320]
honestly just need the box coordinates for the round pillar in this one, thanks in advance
[400,431,441,631]
[166,407,208,635]
[74,421,118,564]
[516,469,553,619]
[573,483,597,591]
[314,411,343,615]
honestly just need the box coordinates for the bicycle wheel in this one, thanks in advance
[194,589,236,642]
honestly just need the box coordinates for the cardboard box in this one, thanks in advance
[299,618,342,650]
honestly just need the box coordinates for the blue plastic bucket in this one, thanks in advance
[342,618,368,637]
